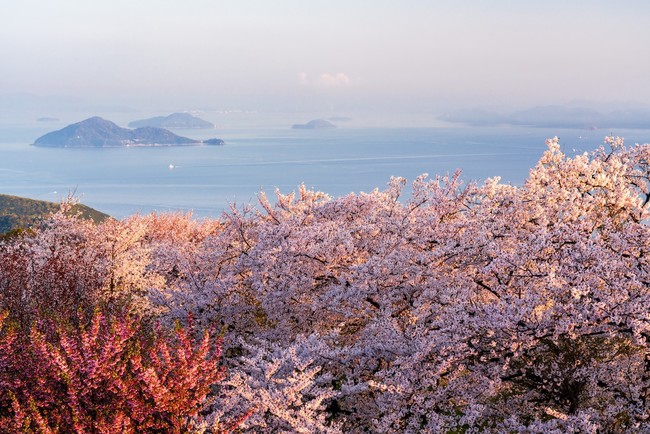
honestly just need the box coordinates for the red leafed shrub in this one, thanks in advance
[0,309,240,433]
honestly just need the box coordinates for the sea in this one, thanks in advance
[2,112,650,219]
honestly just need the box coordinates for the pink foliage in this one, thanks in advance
[0,310,238,433]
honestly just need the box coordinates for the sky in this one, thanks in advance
[1,0,649,114]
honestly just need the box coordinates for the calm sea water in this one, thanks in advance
[2,117,649,218]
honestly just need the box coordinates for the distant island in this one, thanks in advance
[291,119,336,130]
[36,117,59,122]
[0,194,109,235]
[438,103,650,129]
[437,109,510,127]
[33,117,224,148]
[128,112,215,129]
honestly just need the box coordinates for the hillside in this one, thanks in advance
[0,194,110,234]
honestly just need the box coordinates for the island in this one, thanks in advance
[203,138,225,145]
[291,119,336,130]
[437,109,510,127]
[128,112,215,129]
[437,103,650,129]
[33,117,224,148]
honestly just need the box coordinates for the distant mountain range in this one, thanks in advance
[439,104,650,129]
[128,112,215,129]
[0,194,109,235]
[33,117,224,147]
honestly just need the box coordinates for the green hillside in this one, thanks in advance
[0,194,110,234]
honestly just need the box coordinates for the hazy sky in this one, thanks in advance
[1,0,649,112]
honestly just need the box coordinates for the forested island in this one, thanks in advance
[2,136,650,432]
[33,117,224,147]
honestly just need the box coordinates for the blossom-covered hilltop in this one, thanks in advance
[33,116,224,147]
[3,136,650,432]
